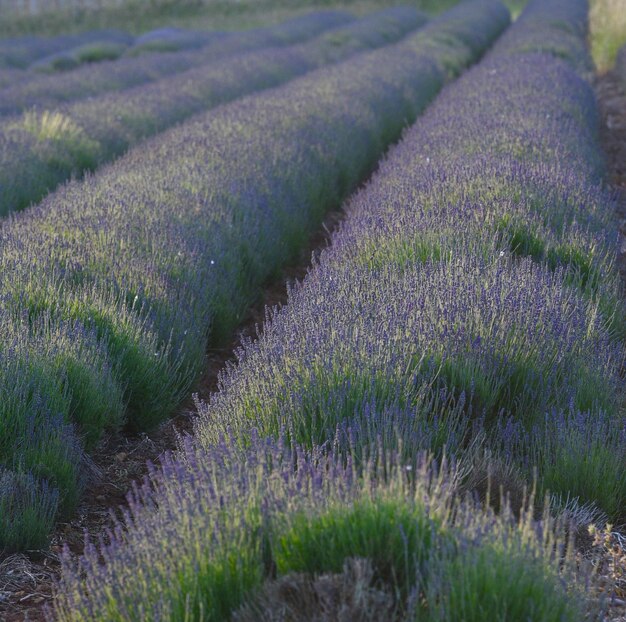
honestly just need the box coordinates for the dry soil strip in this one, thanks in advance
[594,69,626,622]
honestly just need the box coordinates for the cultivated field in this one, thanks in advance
[0,0,625,620]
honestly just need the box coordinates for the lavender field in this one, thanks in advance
[0,0,625,619]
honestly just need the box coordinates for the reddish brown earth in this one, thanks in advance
[596,71,626,280]
[2,72,626,622]
[594,69,626,622]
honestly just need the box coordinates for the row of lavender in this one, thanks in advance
[208,0,621,580]
[0,66,34,89]
[0,6,427,216]
[28,27,231,73]
[1,21,325,73]
[0,28,134,69]
[0,28,131,89]
[0,2,510,553]
[195,1,625,520]
[0,27,219,90]
[0,11,352,116]
[53,1,619,617]
[195,0,626,522]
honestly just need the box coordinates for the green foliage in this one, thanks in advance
[497,215,546,259]
[590,0,626,70]
[424,539,583,622]
[357,235,444,270]
[534,417,626,521]
[0,470,57,553]
[274,497,441,599]
[74,41,128,63]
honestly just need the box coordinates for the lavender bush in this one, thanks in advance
[200,249,620,443]
[0,6,428,216]
[0,1,509,552]
[488,0,592,73]
[0,11,352,117]
[54,435,591,621]
[194,0,625,525]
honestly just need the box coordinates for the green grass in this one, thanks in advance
[590,0,626,71]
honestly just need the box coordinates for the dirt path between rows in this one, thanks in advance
[595,70,626,622]
[596,71,626,279]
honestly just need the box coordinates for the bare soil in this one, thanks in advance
[596,71,626,276]
[594,69,626,622]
